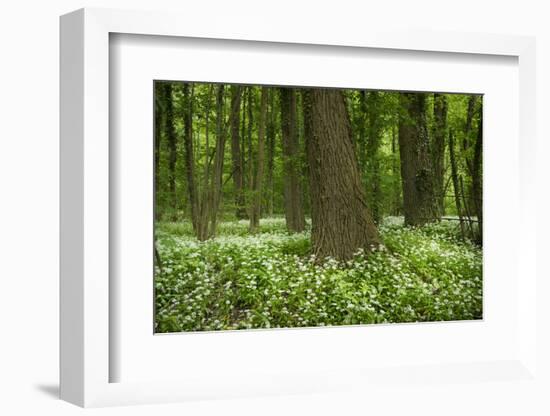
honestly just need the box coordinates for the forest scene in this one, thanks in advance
[154,81,483,333]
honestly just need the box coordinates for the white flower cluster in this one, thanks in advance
[154,217,483,332]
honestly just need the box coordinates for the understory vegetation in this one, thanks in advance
[154,82,483,332]
[155,217,482,333]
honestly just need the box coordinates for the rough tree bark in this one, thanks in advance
[398,93,439,226]
[229,86,246,219]
[303,89,380,261]
[250,87,268,231]
[432,93,448,216]
[279,88,305,233]
[357,90,367,175]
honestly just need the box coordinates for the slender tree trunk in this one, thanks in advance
[464,95,478,153]
[296,92,310,216]
[432,93,448,216]
[266,89,276,217]
[472,105,483,244]
[247,87,254,199]
[164,83,178,219]
[460,176,475,237]
[250,87,268,231]
[182,83,199,232]
[366,91,382,224]
[240,88,247,215]
[279,88,305,233]
[398,93,439,226]
[208,84,226,237]
[196,86,214,240]
[154,83,163,220]
[463,95,478,217]
[304,89,380,261]
[154,241,163,273]
[391,124,401,216]
[449,130,466,238]
[229,86,246,219]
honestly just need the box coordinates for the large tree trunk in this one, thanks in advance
[398,93,439,226]
[229,86,246,219]
[432,93,448,216]
[304,89,380,261]
[182,83,199,232]
[250,87,268,231]
[357,91,367,177]
[279,88,305,233]
[208,84,226,237]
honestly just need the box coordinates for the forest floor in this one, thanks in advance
[155,217,482,333]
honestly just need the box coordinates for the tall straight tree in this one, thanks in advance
[303,89,380,261]
[279,88,305,233]
[240,87,247,192]
[365,91,382,224]
[247,87,254,194]
[196,85,214,240]
[266,88,276,216]
[162,82,178,218]
[391,123,402,215]
[463,94,482,241]
[449,129,466,237]
[182,83,199,232]
[208,84,226,237]
[154,83,163,220]
[432,93,448,216]
[462,95,478,213]
[250,87,268,231]
[229,85,246,219]
[472,104,483,244]
[398,93,439,226]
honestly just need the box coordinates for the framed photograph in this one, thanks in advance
[60,8,538,408]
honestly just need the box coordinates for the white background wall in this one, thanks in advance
[0,0,548,415]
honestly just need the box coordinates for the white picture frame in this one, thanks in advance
[60,7,538,408]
